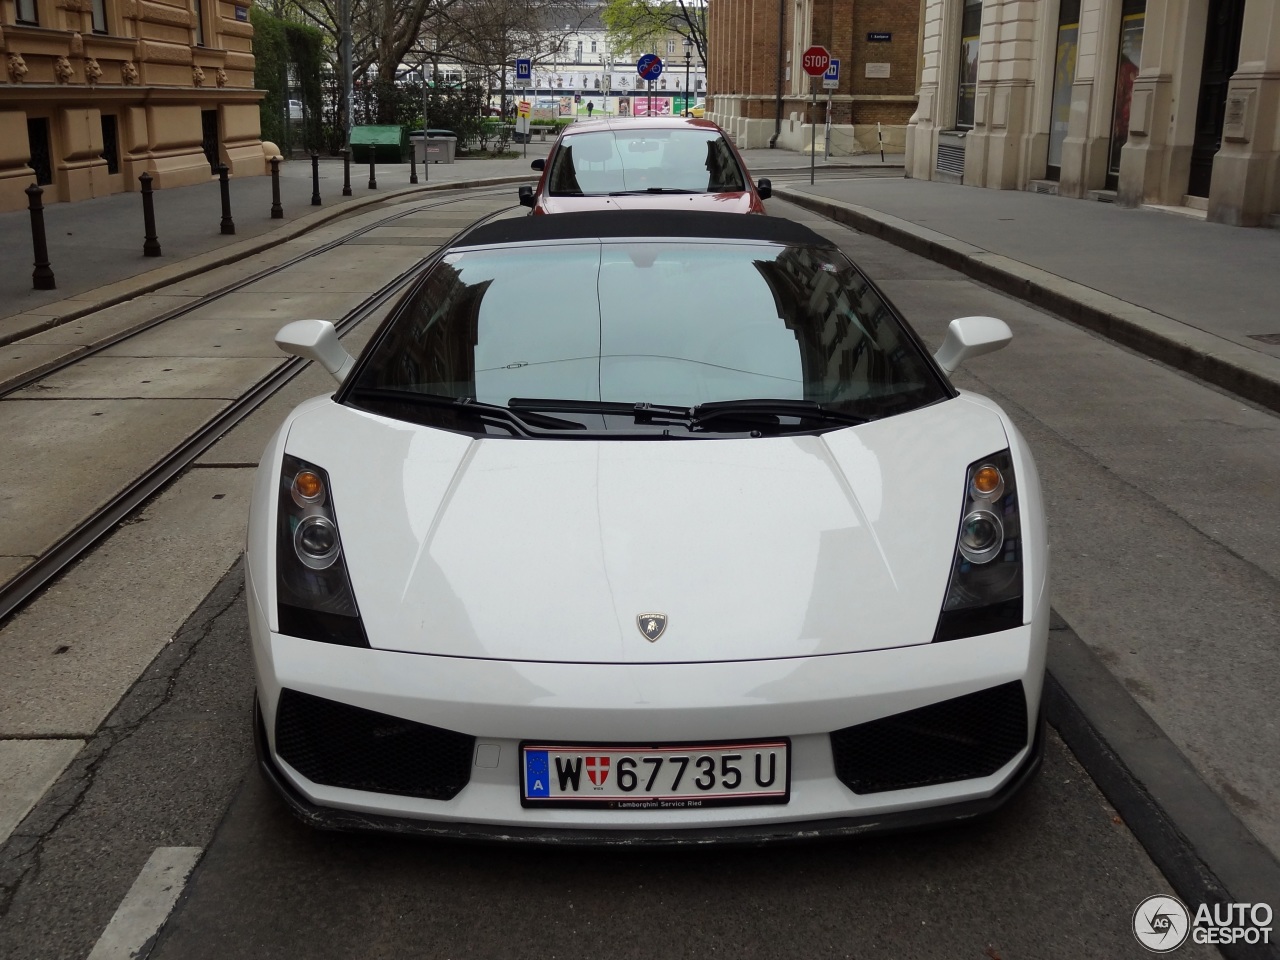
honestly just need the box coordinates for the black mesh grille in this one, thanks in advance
[830,681,1028,794]
[274,689,475,801]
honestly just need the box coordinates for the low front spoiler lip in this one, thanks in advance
[253,699,1045,847]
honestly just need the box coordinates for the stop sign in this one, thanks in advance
[801,45,830,77]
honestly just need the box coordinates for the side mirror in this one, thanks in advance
[531,158,545,170]
[933,316,1012,374]
[275,319,355,383]
[518,185,535,207]
[756,177,772,200]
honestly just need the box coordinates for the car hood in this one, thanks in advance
[536,192,760,215]
[281,398,1010,663]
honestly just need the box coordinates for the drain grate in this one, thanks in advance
[1248,334,1280,345]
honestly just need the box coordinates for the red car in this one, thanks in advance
[519,116,771,215]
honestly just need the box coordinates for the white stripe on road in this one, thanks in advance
[87,846,202,960]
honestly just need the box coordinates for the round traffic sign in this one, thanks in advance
[801,45,830,77]
[637,53,664,80]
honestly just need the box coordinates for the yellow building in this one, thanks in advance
[1,0,264,213]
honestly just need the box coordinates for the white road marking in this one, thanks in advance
[87,846,202,960]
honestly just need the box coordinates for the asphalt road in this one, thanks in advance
[5,183,1272,959]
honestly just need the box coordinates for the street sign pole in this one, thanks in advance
[810,77,817,185]
[825,93,832,161]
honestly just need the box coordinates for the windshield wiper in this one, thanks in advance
[508,398,693,422]
[689,399,870,429]
[607,188,701,196]
[350,387,586,431]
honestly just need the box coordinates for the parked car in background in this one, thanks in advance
[253,210,1048,843]
[687,100,706,118]
[519,116,770,215]
[288,99,303,121]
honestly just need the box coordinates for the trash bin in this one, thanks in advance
[413,131,457,164]
[350,125,406,164]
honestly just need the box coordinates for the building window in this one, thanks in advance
[1046,0,1081,176]
[193,0,205,45]
[590,40,597,53]
[667,40,675,54]
[576,40,582,61]
[956,0,982,128]
[100,115,120,174]
[91,0,107,32]
[16,0,39,24]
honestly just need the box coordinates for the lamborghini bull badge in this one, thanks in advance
[637,613,668,642]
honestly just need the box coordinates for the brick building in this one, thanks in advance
[706,0,920,153]
[905,0,1280,227]
[0,0,264,214]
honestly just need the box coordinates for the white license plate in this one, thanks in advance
[520,740,790,809]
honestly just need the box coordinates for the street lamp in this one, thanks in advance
[682,37,692,115]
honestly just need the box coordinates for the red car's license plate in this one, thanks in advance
[520,739,790,809]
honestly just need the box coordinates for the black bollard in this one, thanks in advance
[217,163,235,235]
[26,183,55,290]
[139,172,161,256]
[409,146,418,185]
[368,154,377,190]
[270,157,283,219]
[310,152,321,206]
[341,148,352,196]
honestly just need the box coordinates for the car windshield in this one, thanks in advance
[345,240,949,437]
[546,129,747,195]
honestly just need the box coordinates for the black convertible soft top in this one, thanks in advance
[456,210,832,249]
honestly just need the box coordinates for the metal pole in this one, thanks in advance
[342,148,352,196]
[368,152,376,189]
[310,152,321,205]
[410,144,418,184]
[522,83,527,159]
[684,52,690,114]
[269,157,283,219]
[217,163,235,235]
[810,80,817,186]
[824,94,832,161]
[25,184,55,290]
[878,121,885,163]
[140,172,162,255]
[339,0,352,154]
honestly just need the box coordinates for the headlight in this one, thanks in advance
[934,450,1022,642]
[276,455,368,646]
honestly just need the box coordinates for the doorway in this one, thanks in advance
[1187,0,1246,197]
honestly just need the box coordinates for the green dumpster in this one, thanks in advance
[350,125,406,163]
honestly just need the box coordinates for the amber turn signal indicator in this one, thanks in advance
[971,464,1004,500]
[293,470,324,502]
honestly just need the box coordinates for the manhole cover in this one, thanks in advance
[1248,334,1280,345]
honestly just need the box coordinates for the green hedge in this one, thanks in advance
[251,9,324,153]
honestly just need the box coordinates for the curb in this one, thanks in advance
[0,174,533,349]
[775,185,1280,416]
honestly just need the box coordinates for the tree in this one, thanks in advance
[601,0,705,66]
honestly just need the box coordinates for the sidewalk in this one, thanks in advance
[776,176,1280,414]
[0,146,549,345]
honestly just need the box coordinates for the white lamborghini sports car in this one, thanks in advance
[247,211,1049,843]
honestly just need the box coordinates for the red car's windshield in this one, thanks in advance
[547,129,747,196]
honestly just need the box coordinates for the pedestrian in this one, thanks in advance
[586,101,594,118]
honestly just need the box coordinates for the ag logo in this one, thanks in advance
[1133,895,1190,953]
[637,613,668,642]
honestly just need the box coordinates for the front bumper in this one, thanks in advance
[248,571,1049,839]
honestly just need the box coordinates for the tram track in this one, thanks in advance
[0,186,518,624]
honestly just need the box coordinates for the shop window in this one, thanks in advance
[1107,0,1146,187]
[27,118,53,186]
[955,0,982,128]
[16,0,39,23]
[1046,0,1081,177]
[101,115,120,174]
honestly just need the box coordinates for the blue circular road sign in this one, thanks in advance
[637,54,663,80]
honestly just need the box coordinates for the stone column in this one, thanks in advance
[965,0,1040,188]
[906,0,948,180]
[1060,0,1117,196]
[1207,0,1280,224]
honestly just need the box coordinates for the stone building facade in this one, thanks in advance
[1,0,263,213]
[906,0,1280,227]
[705,0,920,154]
